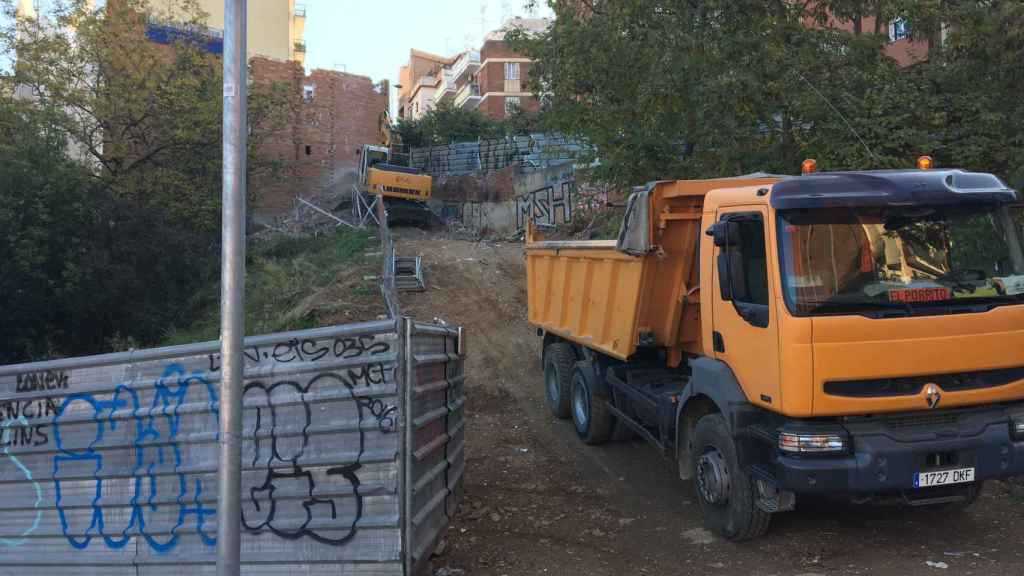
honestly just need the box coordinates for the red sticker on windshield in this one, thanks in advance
[888,287,952,303]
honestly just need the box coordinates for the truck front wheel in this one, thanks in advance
[543,343,574,419]
[690,413,771,541]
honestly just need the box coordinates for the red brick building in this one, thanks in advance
[251,58,389,217]
[400,17,549,123]
[474,22,543,120]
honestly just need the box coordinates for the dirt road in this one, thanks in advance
[394,229,1024,576]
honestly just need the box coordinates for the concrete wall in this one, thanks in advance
[432,163,577,234]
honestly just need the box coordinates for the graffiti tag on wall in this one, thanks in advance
[516,179,574,230]
[0,331,398,556]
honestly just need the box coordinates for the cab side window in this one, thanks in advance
[718,213,770,327]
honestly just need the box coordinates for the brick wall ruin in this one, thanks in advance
[250,57,389,219]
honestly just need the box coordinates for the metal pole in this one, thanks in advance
[217,0,246,575]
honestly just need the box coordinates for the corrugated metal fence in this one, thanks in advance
[0,318,464,575]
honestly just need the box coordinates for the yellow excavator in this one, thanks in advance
[352,112,435,226]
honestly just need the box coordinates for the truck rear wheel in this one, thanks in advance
[543,343,574,419]
[690,413,771,541]
[571,365,613,445]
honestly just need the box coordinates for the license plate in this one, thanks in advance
[914,467,975,488]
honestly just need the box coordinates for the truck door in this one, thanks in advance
[712,207,781,410]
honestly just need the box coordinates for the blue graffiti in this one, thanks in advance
[0,416,43,547]
[52,364,219,553]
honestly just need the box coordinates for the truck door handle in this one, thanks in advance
[713,331,725,353]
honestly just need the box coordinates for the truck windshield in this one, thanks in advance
[778,204,1024,316]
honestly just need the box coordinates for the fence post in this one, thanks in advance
[402,317,415,575]
[217,0,247,574]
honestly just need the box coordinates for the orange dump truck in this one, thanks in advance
[526,166,1024,540]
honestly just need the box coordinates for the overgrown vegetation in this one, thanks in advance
[0,0,295,363]
[511,1,1024,190]
[393,101,540,148]
[163,230,383,345]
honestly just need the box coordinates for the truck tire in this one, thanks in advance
[571,365,613,445]
[543,343,574,419]
[690,413,771,541]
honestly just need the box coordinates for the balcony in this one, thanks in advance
[294,41,306,53]
[432,70,457,105]
[451,50,481,83]
[294,4,307,18]
[453,83,481,109]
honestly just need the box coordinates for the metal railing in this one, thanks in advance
[453,83,481,109]
[451,50,481,82]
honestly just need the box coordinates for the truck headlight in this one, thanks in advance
[779,432,848,454]
[1011,417,1024,441]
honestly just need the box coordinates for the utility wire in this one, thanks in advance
[794,69,879,163]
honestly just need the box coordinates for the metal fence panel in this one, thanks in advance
[0,321,404,575]
[403,321,465,575]
[407,134,588,177]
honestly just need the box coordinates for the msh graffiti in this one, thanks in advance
[516,179,574,229]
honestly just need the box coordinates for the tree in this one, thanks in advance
[920,1,1024,188]
[2,0,294,235]
[393,101,506,148]
[511,1,944,188]
[0,0,296,362]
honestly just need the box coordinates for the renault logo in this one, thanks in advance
[924,384,942,409]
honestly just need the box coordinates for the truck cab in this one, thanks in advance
[526,166,1024,540]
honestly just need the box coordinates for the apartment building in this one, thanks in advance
[399,17,549,122]
[398,49,456,121]
[150,0,307,64]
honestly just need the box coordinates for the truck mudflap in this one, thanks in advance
[768,403,1024,497]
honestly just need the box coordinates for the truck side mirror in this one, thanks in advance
[706,222,729,247]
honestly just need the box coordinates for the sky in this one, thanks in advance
[3,0,553,110]
[302,0,553,113]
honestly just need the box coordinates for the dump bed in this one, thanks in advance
[525,177,779,366]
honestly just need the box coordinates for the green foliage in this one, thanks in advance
[163,229,380,345]
[393,101,541,148]
[3,0,294,234]
[0,0,298,363]
[512,1,1020,189]
[394,102,504,147]
[0,99,217,363]
[924,1,1024,189]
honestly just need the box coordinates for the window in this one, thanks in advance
[504,62,522,93]
[504,96,521,116]
[718,213,770,327]
[303,83,315,102]
[305,145,312,156]
[889,17,909,42]
[777,205,1024,318]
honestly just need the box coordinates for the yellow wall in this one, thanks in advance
[156,0,302,62]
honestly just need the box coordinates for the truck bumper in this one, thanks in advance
[771,404,1024,496]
